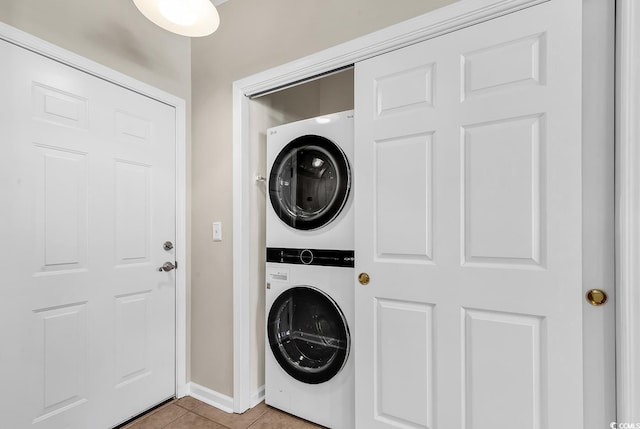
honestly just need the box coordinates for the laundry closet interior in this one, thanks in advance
[246,67,355,392]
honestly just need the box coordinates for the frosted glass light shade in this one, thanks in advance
[133,0,220,37]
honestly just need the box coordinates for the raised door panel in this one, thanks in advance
[31,303,89,425]
[461,34,544,100]
[375,134,434,262]
[34,147,88,273]
[462,309,544,429]
[115,161,151,266]
[375,299,434,429]
[32,83,89,130]
[375,64,436,116]
[115,292,152,387]
[462,115,544,267]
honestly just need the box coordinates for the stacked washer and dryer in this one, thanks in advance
[265,110,355,429]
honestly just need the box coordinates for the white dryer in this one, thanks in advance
[265,248,354,429]
[266,111,354,250]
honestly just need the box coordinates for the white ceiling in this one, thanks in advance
[211,0,229,5]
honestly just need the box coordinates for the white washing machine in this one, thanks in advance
[265,248,354,429]
[267,110,354,250]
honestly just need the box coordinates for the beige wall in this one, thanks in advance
[191,0,460,396]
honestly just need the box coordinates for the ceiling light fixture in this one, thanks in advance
[133,0,220,37]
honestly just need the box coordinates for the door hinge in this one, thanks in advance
[174,261,178,270]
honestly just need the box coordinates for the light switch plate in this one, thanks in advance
[212,222,222,241]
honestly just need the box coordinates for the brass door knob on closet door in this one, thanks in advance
[586,289,607,306]
[358,273,370,285]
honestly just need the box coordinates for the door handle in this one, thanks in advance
[159,261,176,272]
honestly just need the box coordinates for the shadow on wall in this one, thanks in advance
[79,16,187,88]
[84,22,155,69]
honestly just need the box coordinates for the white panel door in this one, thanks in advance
[354,1,613,428]
[0,38,176,428]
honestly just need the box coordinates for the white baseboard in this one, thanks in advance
[187,382,234,414]
[250,385,265,408]
[185,382,265,414]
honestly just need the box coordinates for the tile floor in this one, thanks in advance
[120,396,325,429]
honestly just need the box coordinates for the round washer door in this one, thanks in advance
[267,286,350,384]
[269,135,351,230]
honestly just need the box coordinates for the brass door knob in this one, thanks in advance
[586,289,607,306]
[358,273,370,285]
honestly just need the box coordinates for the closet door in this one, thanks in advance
[354,1,612,428]
[0,38,176,428]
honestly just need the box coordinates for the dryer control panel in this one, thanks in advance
[266,247,354,268]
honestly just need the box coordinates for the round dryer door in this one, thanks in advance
[267,286,350,384]
[269,135,350,230]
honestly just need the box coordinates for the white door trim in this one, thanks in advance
[0,22,189,399]
[232,0,556,413]
[616,0,640,421]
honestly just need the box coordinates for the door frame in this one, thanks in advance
[0,22,189,399]
[232,0,637,419]
[615,0,640,422]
